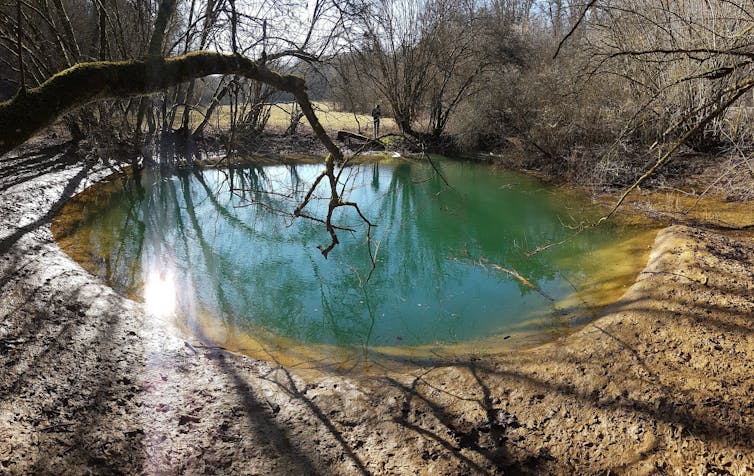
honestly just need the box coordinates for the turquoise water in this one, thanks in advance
[60,159,643,349]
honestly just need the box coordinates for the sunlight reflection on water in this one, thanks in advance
[54,160,655,360]
[143,268,177,319]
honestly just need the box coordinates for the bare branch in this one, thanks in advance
[598,77,754,224]
[553,0,599,59]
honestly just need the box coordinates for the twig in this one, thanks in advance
[464,247,554,302]
[598,77,754,224]
[553,0,599,59]
[489,263,554,302]
[40,423,74,433]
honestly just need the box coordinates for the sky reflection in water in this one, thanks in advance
[65,159,644,349]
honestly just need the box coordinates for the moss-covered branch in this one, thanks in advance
[0,51,342,161]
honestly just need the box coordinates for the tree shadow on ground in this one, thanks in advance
[382,348,752,473]
[0,159,91,255]
[383,364,538,474]
[186,318,366,474]
[0,266,147,472]
[260,364,372,475]
[0,142,80,192]
[202,349,324,474]
[0,148,144,472]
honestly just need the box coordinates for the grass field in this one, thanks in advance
[180,102,397,136]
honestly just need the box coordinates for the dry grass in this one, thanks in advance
[178,102,397,135]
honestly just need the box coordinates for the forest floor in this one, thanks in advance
[1,133,754,474]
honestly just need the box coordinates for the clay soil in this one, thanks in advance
[1,139,754,475]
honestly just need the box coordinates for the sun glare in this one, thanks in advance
[143,269,177,319]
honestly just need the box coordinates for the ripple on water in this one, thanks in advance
[52,159,656,369]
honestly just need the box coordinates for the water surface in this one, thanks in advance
[54,159,652,359]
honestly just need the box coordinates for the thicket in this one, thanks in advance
[329,0,754,190]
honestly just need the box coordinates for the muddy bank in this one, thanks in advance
[1,144,753,474]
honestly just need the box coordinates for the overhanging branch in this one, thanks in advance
[0,51,342,161]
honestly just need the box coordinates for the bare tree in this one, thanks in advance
[0,0,380,256]
[0,0,348,164]
[341,0,489,140]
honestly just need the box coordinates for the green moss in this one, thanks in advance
[0,52,333,157]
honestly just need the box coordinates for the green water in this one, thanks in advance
[61,159,644,349]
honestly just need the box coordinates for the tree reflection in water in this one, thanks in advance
[63,159,643,350]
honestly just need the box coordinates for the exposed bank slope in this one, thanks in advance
[0,147,752,474]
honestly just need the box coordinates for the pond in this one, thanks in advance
[53,158,654,365]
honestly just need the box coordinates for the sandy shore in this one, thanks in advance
[1,143,753,474]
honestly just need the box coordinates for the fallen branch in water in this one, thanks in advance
[463,245,554,302]
[489,262,554,302]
